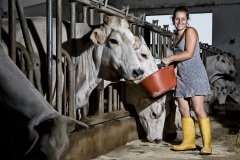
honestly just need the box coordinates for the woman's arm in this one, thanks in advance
[161,27,198,65]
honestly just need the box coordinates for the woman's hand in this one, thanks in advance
[161,57,173,66]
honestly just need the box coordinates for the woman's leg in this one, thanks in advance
[171,97,196,151]
[177,97,191,117]
[191,96,207,119]
[191,96,212,155]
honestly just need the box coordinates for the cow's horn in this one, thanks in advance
[103,16,109,24]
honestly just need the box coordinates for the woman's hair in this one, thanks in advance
[172,6,189,23]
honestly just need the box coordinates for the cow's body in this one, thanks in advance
[124,36,164,142]
[229,84,240,104]
[206,54,238,83]
[124,41,181,143]
[1,16,144,110]
[0,45,88,160]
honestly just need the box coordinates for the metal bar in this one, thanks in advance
[70,0,173,36]
[16,42,34,84]
[163,36,167,58]
[9,0,16,63]
[15,0,43,95]
[56,0,63,113]
[108,85,113,113]
[99,12,105,24]
[119,83,124,111]
[83,6,88,24]
[96,89,104,115]
[63,57,67,115]
[89,8,94,25]
[156,34,160,58]
[113,87,117,111]
[70,2,77,118]
[47,0,53,104]
[0,0,2,42]
[62,48,75,117]
[70,0,142,24]
[152,31,156,57]
[137,26,142,36]
[132,24,136,35]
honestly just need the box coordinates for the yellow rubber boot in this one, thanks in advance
[171,117,196,151]
[198,118,212,155]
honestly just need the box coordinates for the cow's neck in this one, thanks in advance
[75,43,104,108]
[206,56,219,80]
[0,52,57,126]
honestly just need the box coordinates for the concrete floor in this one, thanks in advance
[93,104,240,160]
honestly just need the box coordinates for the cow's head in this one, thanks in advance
[214,53,238,77]
[133,35,158,83]
[213,78,228,105]
[138,95,167,143]
[125,81,166,143]
[124,35,169,143]
[29,115,88,160]
[90,16,144,81]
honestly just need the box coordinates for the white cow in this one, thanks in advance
[205,78,230,106]
[0,45,88,160]
[221,79,239,104]
[1,16,144,111]
[213,78,228,105]
[206,53,238,83]
[124,41,181,143]
[228,84,240,104]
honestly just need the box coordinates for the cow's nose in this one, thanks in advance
[132,68,144,78]
[230,70,233,75]
[154,139,162,144]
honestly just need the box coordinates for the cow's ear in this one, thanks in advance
[139,35,147,45]
[133,36,142,49]
[65,116,89,134]
[24,127,39,156]
[90,27,106,45]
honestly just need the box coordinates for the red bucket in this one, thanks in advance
[140,65,176,98]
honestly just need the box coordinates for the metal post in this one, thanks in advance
[56,0,62,113]
[15,0,43,95]
[70,2,77,118]
[0,0,2,42]
[99,12,105,24]
[152,31,156,57]
[47,0,53,104]
[89,8,94,25]
[156,34,160,58]
[83,6,88,24]
[9,0,16,63]
[108,85,113,113]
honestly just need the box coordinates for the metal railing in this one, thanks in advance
[5,0,173,125]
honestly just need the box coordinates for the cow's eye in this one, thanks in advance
[151,111,157,119]
[222,60,225,63]
[141,53,148,59]
[109,39,118,45]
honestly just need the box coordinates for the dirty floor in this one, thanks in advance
[93,103,240,160]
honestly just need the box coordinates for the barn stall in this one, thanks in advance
[1,0,240,160]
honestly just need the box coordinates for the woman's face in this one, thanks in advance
[173,11,188,31]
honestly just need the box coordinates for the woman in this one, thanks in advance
[161,6,212,155]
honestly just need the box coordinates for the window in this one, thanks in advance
[146,13,212,45]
